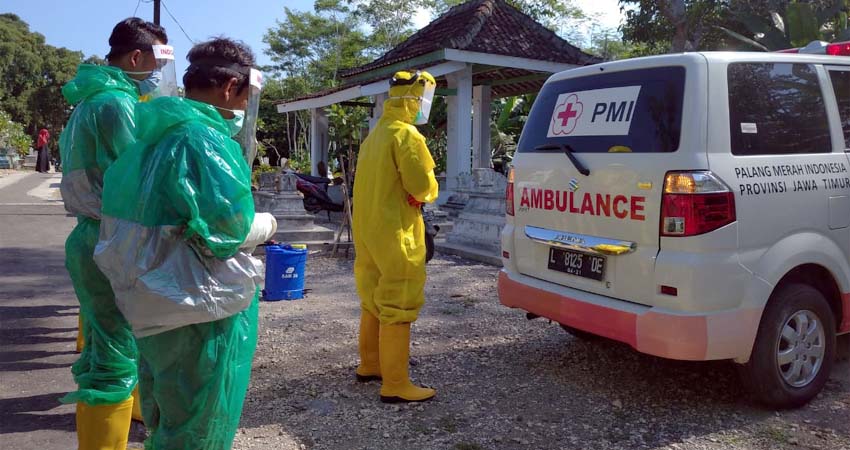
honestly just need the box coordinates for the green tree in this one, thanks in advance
[0,14,94,155]
[262,0,388,172]
[0,110,32,157]
[350,0,417,56]
[620,1,745,53]
[264,1,370,87]
[721,1,848,51]
[584,26,648,60]
[621,1,850,54]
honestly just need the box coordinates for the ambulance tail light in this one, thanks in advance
[661,171,736,237]
[506,168,515,216]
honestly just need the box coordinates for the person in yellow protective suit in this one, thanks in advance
[59,18,168,449]
[353,70,439,403]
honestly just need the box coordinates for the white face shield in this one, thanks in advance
[414,82,436,125]
[151,44,178,98]
[235,68,264,166]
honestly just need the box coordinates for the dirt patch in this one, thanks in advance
[233,252,850,450]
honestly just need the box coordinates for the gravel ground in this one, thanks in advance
[232,252,850,450]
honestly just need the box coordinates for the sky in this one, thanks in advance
[5,0,624,83]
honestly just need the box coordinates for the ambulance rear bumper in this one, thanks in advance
[498,270,763,361]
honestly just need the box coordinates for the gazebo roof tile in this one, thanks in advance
[339,0,599,79]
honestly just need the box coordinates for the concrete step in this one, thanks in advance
[433,221,453,234]
[435,239,502,267]
[273,226,336,243]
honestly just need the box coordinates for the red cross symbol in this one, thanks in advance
[558,102,579,127]
[551,94,582,135]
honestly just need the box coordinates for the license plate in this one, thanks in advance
[548,248,606,281]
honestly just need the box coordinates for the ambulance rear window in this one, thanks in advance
[517,66,685,153]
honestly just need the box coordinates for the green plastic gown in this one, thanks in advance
[352,81,440,325]
[94,97,262,450]
[58,64,140,406]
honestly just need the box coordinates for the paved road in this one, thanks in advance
[0,171,144,448]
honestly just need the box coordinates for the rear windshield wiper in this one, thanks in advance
[534,143,590,176]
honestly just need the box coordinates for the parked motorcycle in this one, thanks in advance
[292,172,344,214]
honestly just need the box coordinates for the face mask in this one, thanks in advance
[127,68,163,96]
[216,106,245,137]
[414,96,432,125]
[416,83,435,125]
[393,95,433,125]
[390,79,435,125]
[228,110,245,137]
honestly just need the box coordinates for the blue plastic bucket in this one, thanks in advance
[263,244,308,301]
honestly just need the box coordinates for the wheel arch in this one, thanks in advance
[771,264,844,333]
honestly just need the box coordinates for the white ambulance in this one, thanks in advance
[499,42,850,408]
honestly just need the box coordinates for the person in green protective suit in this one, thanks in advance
[94,37,276,450]
[59,17,168,449]
[353,70,440,403]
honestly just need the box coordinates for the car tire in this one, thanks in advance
[738,283,836,409]
[560,324,600,341]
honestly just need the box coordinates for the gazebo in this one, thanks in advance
[277,0,600,197]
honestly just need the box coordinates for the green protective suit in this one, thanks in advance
[58,64,140,406]
[353,80,440,325]
[94,96,262,449]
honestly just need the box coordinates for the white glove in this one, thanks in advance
[241,212,278,250]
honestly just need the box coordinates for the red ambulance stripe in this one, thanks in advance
[498,272,637,347]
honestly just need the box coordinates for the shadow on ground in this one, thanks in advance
[0,393,75,434]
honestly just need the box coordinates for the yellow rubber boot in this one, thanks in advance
[356,310,381,382]
[76,397,133,450]
[76,314,85,353]
[130,386,143,423]
[378,323,435,403]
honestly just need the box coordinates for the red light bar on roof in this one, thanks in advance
[827,42,850,56]
[776,40,850,55]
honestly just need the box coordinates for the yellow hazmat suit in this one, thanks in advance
[353,70,439,403]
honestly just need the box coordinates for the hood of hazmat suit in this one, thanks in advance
[58,63,141,410]
[94,96,265,338]
[352,70,439,324]
[60,64,140,220]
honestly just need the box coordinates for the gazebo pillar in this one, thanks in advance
[445,65,473,192]
[472,84,492,169]
[369,93,387,131]
[310,107,328,176]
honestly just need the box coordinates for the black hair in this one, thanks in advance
[184,37,255,94]
[106,18,168,61]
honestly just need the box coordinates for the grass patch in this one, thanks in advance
[757,426,790,443]
[454,443,484,450]
[438,415,459,433]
